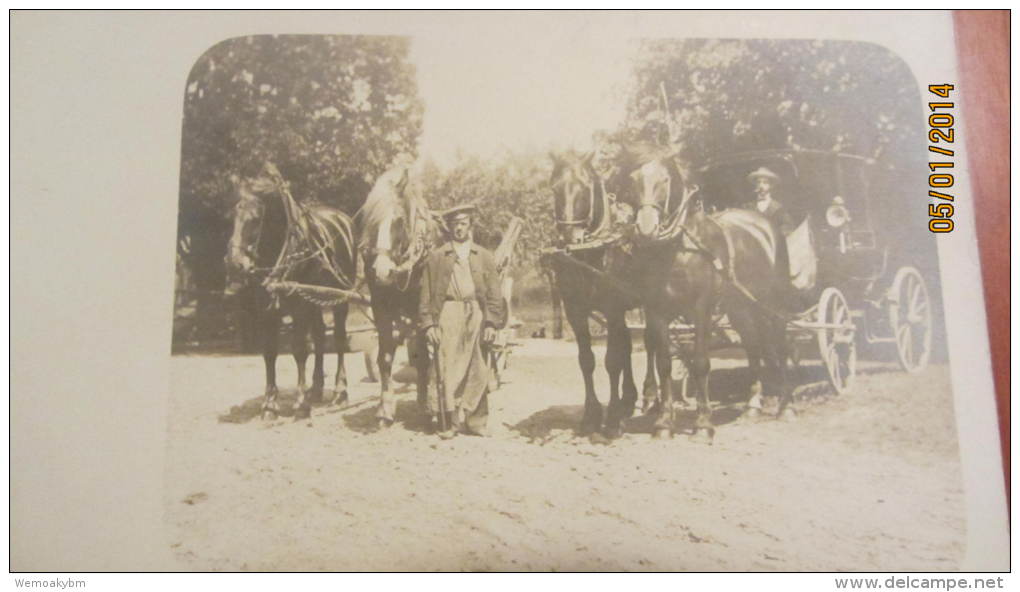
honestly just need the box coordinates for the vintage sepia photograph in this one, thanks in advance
[10,10,1009,577]
[166,31,966,571]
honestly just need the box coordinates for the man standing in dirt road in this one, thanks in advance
[419,204,503,439]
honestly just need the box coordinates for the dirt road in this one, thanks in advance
[165,339,965,571]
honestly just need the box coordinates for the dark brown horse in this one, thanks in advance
[224,165,358,420]
[631,155,794,441]
[546,152,652,437]
[356,162,444,429]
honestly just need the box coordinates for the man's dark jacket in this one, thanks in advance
[418,241,504,331]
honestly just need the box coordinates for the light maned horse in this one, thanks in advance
[547,152,652,438]
[356,163,444,429]
[224,167,358,420]
[632,155,794,440]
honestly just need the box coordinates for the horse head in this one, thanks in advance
[635,155,699,239]
[224,174,276,296]
[358,161,419,287]
[549,152,609,245]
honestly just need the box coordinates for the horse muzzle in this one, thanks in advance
[636,205,661,238]
[373,255,398,286]
[560,225,587,244]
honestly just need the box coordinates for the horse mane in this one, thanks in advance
[356,164,433,251]
[618,141,674,172]
[550,151,595,188]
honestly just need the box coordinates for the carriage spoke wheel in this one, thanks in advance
[889,266,933,373]
[816,287,856,394]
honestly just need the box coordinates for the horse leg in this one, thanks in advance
[618,310,639,419]
[689,303,715,443]
[331,303,350,407]
[729,308,764,419]
[291,306,312,420]
[565,303,601,435]
[603,309,633,439]
[261,311,282,421]
[641,324,659,414]
[550,275,564,340]
[309,309,326,404]
[769,316,796,421]
[374,313,398,429]
[648,313,674,439]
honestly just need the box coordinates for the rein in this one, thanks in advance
[665,212,793,323]
[633,160,792,323]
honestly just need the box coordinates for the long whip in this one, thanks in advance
[431,339,448,433]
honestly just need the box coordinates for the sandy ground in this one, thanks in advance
[165,338,965,572]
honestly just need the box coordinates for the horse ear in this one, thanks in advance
[576,163,594,185]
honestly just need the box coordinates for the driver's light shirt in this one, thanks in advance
[447,241,476,301]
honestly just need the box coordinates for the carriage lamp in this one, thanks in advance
[826,196,850,229]
[826,196,852,254]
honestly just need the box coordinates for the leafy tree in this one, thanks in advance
[175,35,423,339]
[416,150,557,273]
[624,39,923,167]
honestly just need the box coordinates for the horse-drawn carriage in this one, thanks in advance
[679,149,935,393]
[543,145,937,439]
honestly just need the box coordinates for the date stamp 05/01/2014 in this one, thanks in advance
[927,84,956,234]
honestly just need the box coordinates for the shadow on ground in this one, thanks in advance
[509,360,904,443]
[217,388,347,423]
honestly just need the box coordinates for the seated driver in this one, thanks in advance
[743,167,795,234]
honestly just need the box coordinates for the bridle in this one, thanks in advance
[227,191,269,280]
[639,158,700,242]
[554,169,612,240]
[367,200,436,292]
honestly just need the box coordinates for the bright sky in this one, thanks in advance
[409,28,637,166]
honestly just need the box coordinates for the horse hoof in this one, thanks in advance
[778,408,798,422]
[578,422,601,437]
[602,423,623,440]
[743,407,762,420]
[294,405,311,421]
[652,427,673,440]
[308,387,324,404]
[333,391,349,407]
[689,428,714,445]
[261,409,278,422]
[377,418,394,431]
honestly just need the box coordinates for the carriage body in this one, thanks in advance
[686,149,935,392]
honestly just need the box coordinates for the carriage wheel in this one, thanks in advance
[816,287,856,394]
[889,266,933,373]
